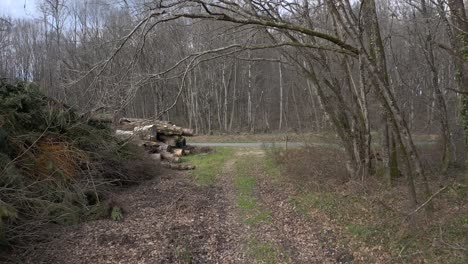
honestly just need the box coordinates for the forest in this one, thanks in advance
[0,0,467,263]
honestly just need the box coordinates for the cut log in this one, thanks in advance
[118,118,194,136]
[135,140,159,147]
[133,125,157,141]
[157,134,186,148]
[135,140,160,152]
[154,122,193,136]
[134,140,172,153]
[157,143,172,153]
[160,151,180,163]
[115,130,134,139]
[161,162,195,170]
[157,134,177,146]
[119,117,155,124]
[179,137,186,148]
[149,153,161,161]
[181,128,194,137]
[88,113,114,123]
[172,148,184,157]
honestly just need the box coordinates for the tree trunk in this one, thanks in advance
[278,57,284,130]
[421,0,454,174]
[447,0,468,168]
[358,0,429,209]
[229,61,237,131]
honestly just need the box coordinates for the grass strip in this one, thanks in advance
[182,147,233,185]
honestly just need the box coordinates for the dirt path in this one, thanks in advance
[255,167,353,263]
[7,149,351,264]
[230,150,352,263]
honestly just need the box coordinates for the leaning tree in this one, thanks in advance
[86,0,437,209]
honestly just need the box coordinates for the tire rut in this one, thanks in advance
[211,157,248,263]
[6,150,352,264]
[7,164,247,264]
[242,153,353,263]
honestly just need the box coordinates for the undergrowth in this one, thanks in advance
[268,145,467,263]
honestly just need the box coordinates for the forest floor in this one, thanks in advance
[4,147,372,264]
[6,144,464,264]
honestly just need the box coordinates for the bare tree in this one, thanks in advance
[6,0,468,209]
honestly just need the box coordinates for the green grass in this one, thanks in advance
[181,147,233,185]
[304,193,337,214]
[174,246,192,262]
[290,192,341,216]
[289,191,394,240]
[234,154,289,263]
[264,151,281,181]
[345,224,378,240]
[245,210,273,225]
[234,158,272,225]
[247,238,284,264]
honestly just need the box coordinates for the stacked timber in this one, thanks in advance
[115,118,195,170]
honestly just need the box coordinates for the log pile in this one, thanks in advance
[115,118,196,170]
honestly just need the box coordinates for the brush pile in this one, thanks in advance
[0,80,159,247]
[114,118,196,170]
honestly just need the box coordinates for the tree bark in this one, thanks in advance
[279,56,284,130]
[420,0,454,174]
[447,0,468,168]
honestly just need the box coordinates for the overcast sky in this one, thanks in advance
[1,0,38,18]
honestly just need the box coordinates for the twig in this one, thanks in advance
[408,186,448,215]
[0,125,50,177]
[446,87,468,95]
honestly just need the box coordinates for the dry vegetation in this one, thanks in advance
[268,145,467,263]
[0,81,160,253]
